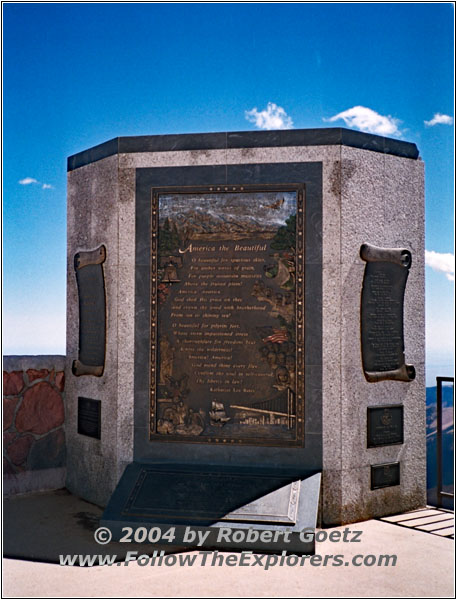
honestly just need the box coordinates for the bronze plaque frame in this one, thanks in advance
[148,184,305,447]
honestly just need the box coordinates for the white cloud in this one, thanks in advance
[18,177,53,189]
[324,105,401,136]
[19,177,39,185]
[424,113,453,127]
[245,102,293,130]
[425,250,455,282]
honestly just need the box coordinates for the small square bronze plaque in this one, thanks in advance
[371,462,400,490]
[367,405,403,448]
[78,397,101,439]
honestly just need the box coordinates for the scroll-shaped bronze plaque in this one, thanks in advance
[371,462,400,490]
[360,243,415,383]
[72,245,106,377]
[367,405,403,448]
[150,185,305,447]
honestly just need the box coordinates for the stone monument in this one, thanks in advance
[66,128,425,550]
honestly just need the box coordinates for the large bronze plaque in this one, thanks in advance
[360,244,415,383]
[367,405,403,448]
[150,186,305,446]
[72,245,106,377]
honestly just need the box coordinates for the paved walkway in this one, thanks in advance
[3,517,454,597]
[3,490,455,597]
[380,506,454,539]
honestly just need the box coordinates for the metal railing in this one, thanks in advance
[436,376,454,509]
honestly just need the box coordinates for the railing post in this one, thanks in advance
[436,377,443,508]
[436,376,454,508]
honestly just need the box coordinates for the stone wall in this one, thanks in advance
[3,356,66,496]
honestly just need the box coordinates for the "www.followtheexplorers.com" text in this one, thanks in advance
[60,550,398,570]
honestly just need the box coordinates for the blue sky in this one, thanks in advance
[3,3,454,385]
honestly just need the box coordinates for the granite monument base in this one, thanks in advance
[67,128,426,525]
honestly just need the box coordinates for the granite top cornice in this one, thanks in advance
[67,128,419,171]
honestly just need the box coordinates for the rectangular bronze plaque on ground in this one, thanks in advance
[360,243,415,383]
[72,245,106,377]
[101,462,321,554]
[367,405,403,448]
[371,462,400,490]
[150,185,305,447]
[120,465,301,524]
[77,397,101,439]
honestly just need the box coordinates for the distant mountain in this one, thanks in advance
[426,384,454,408]
[426,385,454,435]
[426,384,454,509]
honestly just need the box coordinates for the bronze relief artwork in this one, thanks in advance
[150,186,305,446]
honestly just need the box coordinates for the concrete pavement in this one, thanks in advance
[3,519,454,598]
